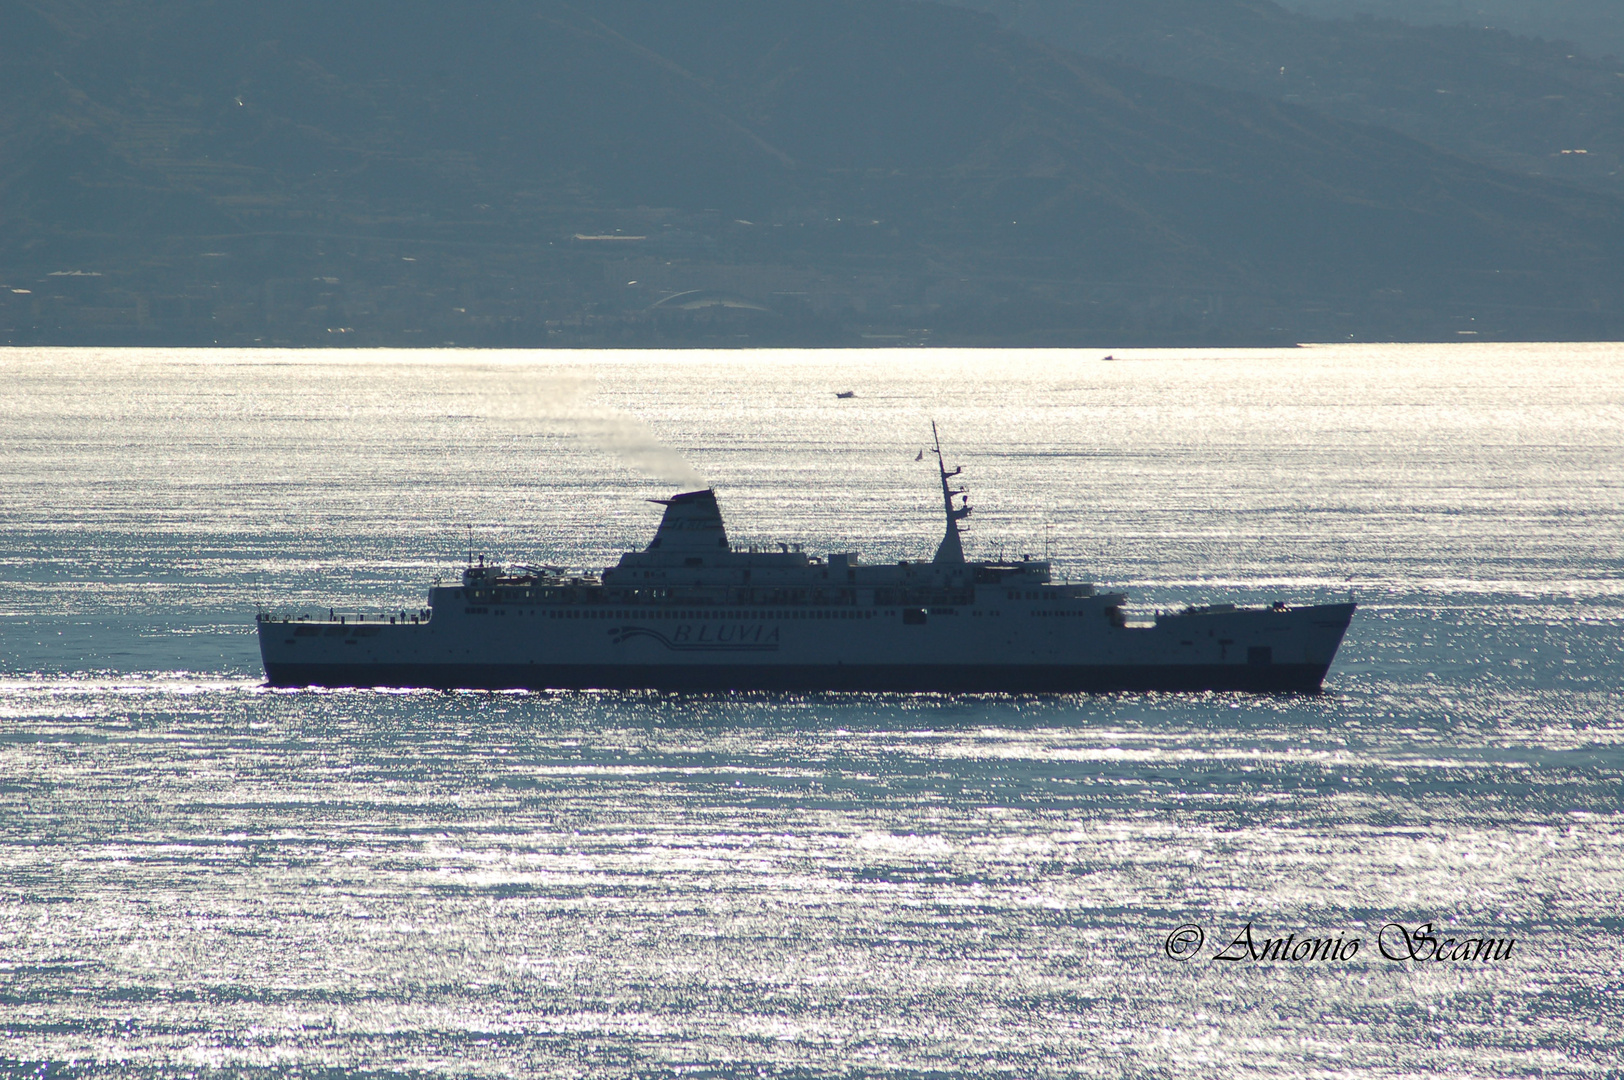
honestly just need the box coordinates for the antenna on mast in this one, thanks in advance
[929,421,970,565]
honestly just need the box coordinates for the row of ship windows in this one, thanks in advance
[458,606,1093,621]
[463,594,969,607]
[464,608,879,620]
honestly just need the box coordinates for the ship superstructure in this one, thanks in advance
[258,430,1354,692]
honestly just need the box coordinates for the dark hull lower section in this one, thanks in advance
[263,661,1332,694]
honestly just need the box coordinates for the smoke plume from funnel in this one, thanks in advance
[469,365,707,488]
[576,413,707,488]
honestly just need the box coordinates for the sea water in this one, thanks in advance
[0,344,1620,1077]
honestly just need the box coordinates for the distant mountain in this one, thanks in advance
[1277,0,1624,61]
[954,0,1624,196]
[4,0,1624,346]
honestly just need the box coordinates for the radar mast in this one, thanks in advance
[930,422,971,565]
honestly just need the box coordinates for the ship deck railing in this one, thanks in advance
[257,609,431,626]
[458,584,977,608]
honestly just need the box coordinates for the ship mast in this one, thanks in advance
[930,421,970,565]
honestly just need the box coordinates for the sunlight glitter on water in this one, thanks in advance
[0,344,1621,1076]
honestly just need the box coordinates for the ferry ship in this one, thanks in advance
[257,431,1354,692]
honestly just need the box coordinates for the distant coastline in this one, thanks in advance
[7,0,1624,348]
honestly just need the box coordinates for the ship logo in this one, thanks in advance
[608,623,781,652]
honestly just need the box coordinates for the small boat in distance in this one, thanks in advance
[835,390,856,398]
[257,427,1354,692]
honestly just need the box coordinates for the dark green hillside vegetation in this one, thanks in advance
[3,0,1624,346]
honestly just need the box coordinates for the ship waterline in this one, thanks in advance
[258,435,1354,693]
[258,659,1351,694]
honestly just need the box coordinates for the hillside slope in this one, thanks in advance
[1279,0,1624,61]
[4,0,1623,345]
[955,0,1624,196]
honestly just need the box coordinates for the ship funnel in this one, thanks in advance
[646,489,730,554]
